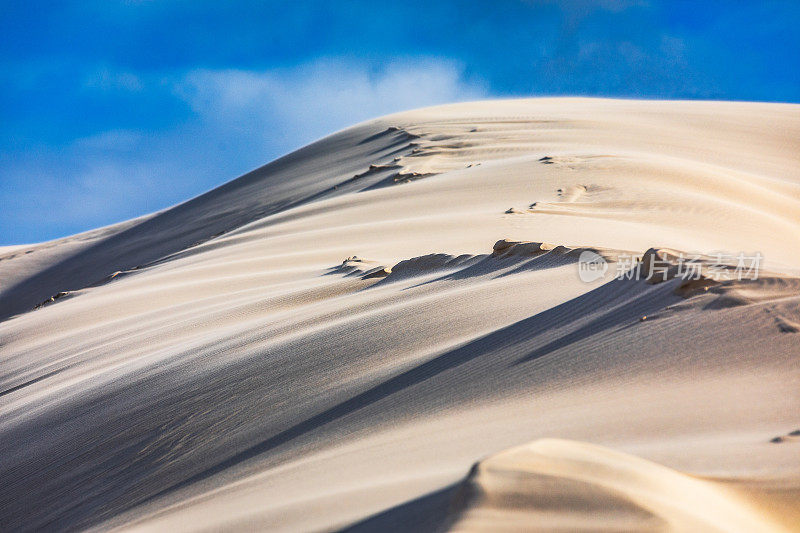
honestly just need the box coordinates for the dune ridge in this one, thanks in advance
[0,98,799,531]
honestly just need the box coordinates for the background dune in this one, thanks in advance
[1,98,798,532]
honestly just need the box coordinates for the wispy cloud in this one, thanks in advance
[175,58,487,155]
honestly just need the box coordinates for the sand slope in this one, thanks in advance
[0,98,799,532]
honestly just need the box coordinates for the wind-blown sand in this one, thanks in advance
[1,98,798,532]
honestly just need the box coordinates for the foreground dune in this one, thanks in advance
[0,98,798,531]
[350,438,780,532]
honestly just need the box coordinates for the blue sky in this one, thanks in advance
[2,1,798,244]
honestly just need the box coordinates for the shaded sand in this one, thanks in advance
[1,98,799,532]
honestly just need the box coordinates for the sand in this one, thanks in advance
[0,98,798,532]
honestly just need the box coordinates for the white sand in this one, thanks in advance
[0,98,798,532]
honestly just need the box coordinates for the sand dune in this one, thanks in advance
[349,439,781,532]
[1,98,799,531]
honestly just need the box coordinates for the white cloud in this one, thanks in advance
[174,58,487,155]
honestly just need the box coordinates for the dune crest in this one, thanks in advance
[445,439,782,532]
